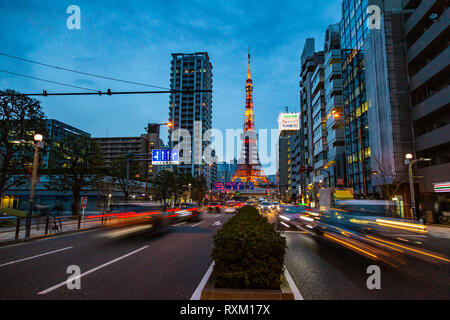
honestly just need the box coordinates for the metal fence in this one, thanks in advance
[0,214,112,243]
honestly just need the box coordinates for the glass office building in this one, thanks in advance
[340,0,373,196]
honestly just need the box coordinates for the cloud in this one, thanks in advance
[0,0,343,174]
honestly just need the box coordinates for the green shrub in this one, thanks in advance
[211,205,286,289]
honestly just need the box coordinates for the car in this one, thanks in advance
[98,202,169,239]
[170,203,202,222]
[234,202,245,208]
[223,201,237,214]
[245,200,257,207]
[278,205,317,230]
[259,201,271,213]
[270,202,280,211]
[206,202,222,213]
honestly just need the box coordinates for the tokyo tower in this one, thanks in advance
[231,51,270,187]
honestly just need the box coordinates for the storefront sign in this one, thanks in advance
[433,182,450,193]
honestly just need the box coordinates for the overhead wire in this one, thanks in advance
[0,52,170,90]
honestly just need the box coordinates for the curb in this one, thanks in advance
[191,262,303,300]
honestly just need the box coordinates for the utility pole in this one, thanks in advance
[144,124,151,197]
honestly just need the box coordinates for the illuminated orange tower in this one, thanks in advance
[231,51,270,187]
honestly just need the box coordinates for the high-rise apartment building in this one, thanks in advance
[311,59,326,188]
[299,39,324,206]
[276,112,300,200]
[168,52,213,186]
[298,26,346,204]
[289,130,302,199]
[295,0,448,218]
[323,24,346,189]
[94,125,162,181]
[402,0,449,219]
[277,134,291,198]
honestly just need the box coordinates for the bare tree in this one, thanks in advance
[372,157,402,200]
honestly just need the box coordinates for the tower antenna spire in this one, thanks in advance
[248,47,251,79]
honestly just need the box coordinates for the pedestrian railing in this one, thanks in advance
[0,214,113,243]
[0,205,206,243]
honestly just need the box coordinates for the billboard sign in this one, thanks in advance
[278,113,300,132]
[152,149,179,165]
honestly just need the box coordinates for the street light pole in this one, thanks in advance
[407,161,416,220]
[25,134,43,239]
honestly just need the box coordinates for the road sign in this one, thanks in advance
[151,149,179,165]
[81,196,88,220]
[81,196,88,209]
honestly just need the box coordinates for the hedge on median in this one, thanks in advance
[211,205,286,290]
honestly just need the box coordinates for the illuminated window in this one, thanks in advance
[362,101,367,113]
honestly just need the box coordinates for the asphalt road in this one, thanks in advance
[1,207,449,300]
[0,212,231,300]
[259,208,450,300]
[284,230,450,299]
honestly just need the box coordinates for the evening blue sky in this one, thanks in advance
[0,0,341,172]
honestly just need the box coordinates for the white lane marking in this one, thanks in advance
[283,230,308,234]
[103,225,149,238]
[0,227,102,250]
[212,221,222,227]
[387,234,427,237]
[284,267,304,300]
[37,245,149,295]
[190,262,214,300]
[0,247,73,268]
[191,221,204,227]
[174,222,186,226]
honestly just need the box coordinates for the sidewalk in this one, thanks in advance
[426,224,450,239]
[0,215,110,244]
